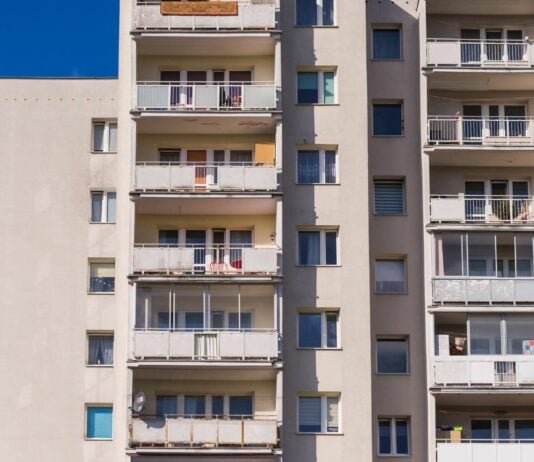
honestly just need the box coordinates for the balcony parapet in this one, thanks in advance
[437,440,534,462]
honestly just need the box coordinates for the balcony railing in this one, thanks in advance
[130,415,278,448]
[135,82,277,111]
[133,245,279,275]
[133,329,279,360]
[427,39,533,67]
[437,440,534,462]
[427,117,534,146]
[433,277,534,304]
[134,0,276,31]
[434,356,534,387]
[430,195,534,224]
[135,162,277,192]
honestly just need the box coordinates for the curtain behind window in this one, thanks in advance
[298,151,320,183]
[88,336,113,365]
[296,0,317,26]
[299,231,321,265]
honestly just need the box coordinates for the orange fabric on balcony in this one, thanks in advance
[161,1,239,16]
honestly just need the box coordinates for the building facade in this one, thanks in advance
[5,1,534,462]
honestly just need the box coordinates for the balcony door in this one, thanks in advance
[186,230,207,272]
[460,29,481,65]
[229,230,252,270]
[186,71,207,106]
[160,71,181,106]
[187,150,207,186]
[462,105,482,144]
[465,181,486,221]
[226,71,252,108]
[485,29,504,63]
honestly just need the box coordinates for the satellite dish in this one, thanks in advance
[133,391,146,414]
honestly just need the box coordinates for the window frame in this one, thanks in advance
[297,228,340,266]
[372,101,404,137]
[85,405,113,440]
[296,70,337,105]
[86,332,114,367]
[376,337,410,375]
[373,178,406,216]
[296,148,339,185]
[295,0,336,27]
[91,120,117,154]
[372,24,403,61]
[374,258,407,294]
[88,259,116,295]
[377,417,411,456]
[297,394,341,434]
[297,310,340,349]
[90,190,117,224]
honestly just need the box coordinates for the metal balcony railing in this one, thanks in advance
[436,440,534,462]
[427,39,533,67]
[430,195,534,224]
[135,82,277,111]
[135,162,278,192]
[427,116,534,146]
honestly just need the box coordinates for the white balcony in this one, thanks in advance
[130,415,278,448]
[135,82,277,112]
[427,117,534,146]
[437,441,534,462]
[133,329,278,360]
[133,245,279,276]
[430,195,534,224]
[434,356,534,387]
[134,0,276,31]
[135,163,277,192]
[427,39,534,68]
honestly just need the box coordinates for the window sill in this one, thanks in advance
[371,134,405,138]
[296,265,341,268]
[372,213,407,217]
[370,58,405,62]
[375,372,410,376]
[296,103,340,107]
[85,438,113,441]
[85,364,114,368]
[297,347,342,351]
[90,151,117,155]
[89,221,116,225]
[88,292,116,296]
[296,182,341,186]
[377,454,411,458]
[294,25,339,29]
[374,291,408,295]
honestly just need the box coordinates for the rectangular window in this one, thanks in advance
[92,121,117,153]
[156,396,178,417]
[375,259,406,293]
[86,406,112,439]
[184,396,206,418]
[373,103,403,136]
[229,396,253,418]
[378,418,410,455]
[298,395,340,433]
[87,334,114,365]
[297,150,337,184]
[373,27,402,60]
[374,179,405,215]
[229,312,252,330]
[298,229,338,266]
[376,338,409,374]
[90,191,116,223]
[298,311,339,348]
[296,0,335,26]
[297,71,336,104]
[89,261,115,294]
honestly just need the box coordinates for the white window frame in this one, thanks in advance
[296,149,339,184]
[297,228,340,266]
[86,332,114,367]
[90,190,116,223]
[376,337,410,375]
[156,394,254,419]
[377,417,410,456]
[297,310,340,349]
[92,120,117,153]
[295,0,336,27]
[296,70,338,105]
[297,394,341,434]
[372,24,403,60]
[88,259,116,295]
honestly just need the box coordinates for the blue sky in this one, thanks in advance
[0,0,119,78]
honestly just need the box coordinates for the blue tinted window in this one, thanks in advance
[323,0,334,25]
[185,312,204,330]
[373,29,401,59]
[373,104,403,136]
[377,339,408,373]
[299,397,322,433]
[156,396,177,417]
[325,232,337,265]
[324,151,337,183]
[299,313,322,348]
[395,420,409,454]
[379,420,392,454]
[298,151,320,183]
[298,231,320,265]
[185,396,205,418]
[87,407,112,439]
[326,314,338,348]
[515,420,534,441]
[229,396,253,418]
[296,0,317,25]
[298,72,319,103]
[471,420,492,440]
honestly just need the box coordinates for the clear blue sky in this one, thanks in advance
[0,0,119,78]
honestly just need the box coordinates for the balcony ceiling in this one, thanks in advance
[135,33,276,56]
[427,146,534,167]
[427,0,534,15]
[436,393,534,407]
[427,71,534,92]
[134,196,277,215]
[135,113,278,135]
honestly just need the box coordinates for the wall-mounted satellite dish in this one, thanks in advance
[133,391,146,414]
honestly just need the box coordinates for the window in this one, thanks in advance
[298,311,339,348]
[376,338,409,374]
[86,406,112,439]
[229,396,253,418]
[298,395,340,433]
[296,0,335,26]
[185,396,206,418]
[373,102,403,136]
[229,312,252,330]
[90,191,116,223]
[89,261,115,293]
[87,334,114,365]
[297,150,337,184]
[298,229,338,266]
[156,396,178,417]
[374,179,405,215]
[373,27,402,60]
[92,121,117,153]
[378,418,410,455]
[297,71,336,104]
[375,259,406,293]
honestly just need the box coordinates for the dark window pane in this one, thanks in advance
[515,420,534,441]
[299,231,320,265]
[159,229,179,245]
[212,396,224,418]
[377,339,408,373]
[185,312,204,330]
[185,396,205,418]
[374,180,405,215]
[90,277,115,293]
[373,29,401,59]
[325,232,337,265]
[229,312,252,330]
[88,335,114,365]
[299,313,322,348]
[298,151,320,183]
[379,420,392,454]
[296,0,317,26]
[298,72,319,104]
[326,313,338,348]
[322,0,334,25]
[324,151,337,183]
[299,397,321,433]
[91,193,103,222]
[373,104,403,136]
[471,420,492,440]
[395,420,409,454]
[93,124,105,152]
[156,396,177,417]
[229,396,253,418]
